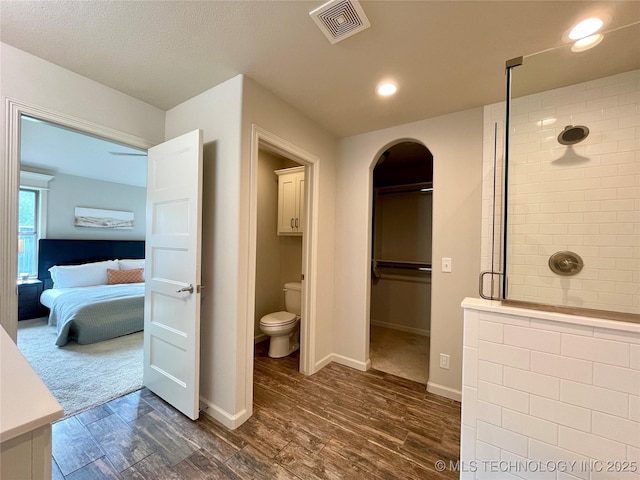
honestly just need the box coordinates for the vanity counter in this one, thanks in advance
[1,325,63,479]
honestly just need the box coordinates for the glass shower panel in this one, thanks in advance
[504,23,640,317]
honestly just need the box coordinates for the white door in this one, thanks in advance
[143,129,203,420]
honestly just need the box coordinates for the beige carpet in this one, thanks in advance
[369,325,430,384]
[17,317,143,418]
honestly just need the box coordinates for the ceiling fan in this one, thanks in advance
[109,151,147,157]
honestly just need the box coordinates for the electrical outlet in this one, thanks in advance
[439,353,450,370]
[442,257,452,273]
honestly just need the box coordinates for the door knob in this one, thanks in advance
[176,284,194,294]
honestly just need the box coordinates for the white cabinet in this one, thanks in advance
[1,327,62,480]
[275,166,304,236]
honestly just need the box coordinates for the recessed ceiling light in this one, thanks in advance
[568,17,604,40]
[571,33,604,52]
[377,82,397,96]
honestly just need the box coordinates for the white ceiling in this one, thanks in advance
[3,1,640,169]
[20,117,147,187]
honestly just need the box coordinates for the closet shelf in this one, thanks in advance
[375,182,433,195]
[372,259,432,277]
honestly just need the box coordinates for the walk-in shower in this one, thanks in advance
[481,22,640,321]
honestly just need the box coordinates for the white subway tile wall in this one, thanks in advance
[462,305,640,480]
[481,70,639,314]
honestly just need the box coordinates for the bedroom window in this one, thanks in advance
[18,171,53,279]
[18,188,38,278]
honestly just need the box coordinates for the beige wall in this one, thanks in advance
[0,43,164,143]
[164,75,244,426]
[46,173,146,241]
[165,74,338,428]
[335,107,484,398]
[0,43,164,341]
[241,77,339,376]
[370,276,432,334]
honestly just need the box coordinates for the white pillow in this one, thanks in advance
[49,259,119,289]
[118,259,145,270]
[119,259,145,280]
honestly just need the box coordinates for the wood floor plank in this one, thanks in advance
[174,450,242,480]
[64,456,122,480]
[253,382,298,413]
[52,458,65,480]
[57,349,461,480]
[120,453,184,480]
[138,389,184,422]
[233,410,291,459]
[135,392,241,463]
[194,414,248,452]
[223,445,301,480]
[85,413,155,472]
[105,391,155,423]
[129,410,200,467]
[75,404,113,426]
[275,441,362,480]
[267,404,342,445]
[52,416,105,476]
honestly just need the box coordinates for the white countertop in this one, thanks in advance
[0,326,63,442]
[462,297,640,333]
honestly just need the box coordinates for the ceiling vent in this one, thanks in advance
[309,0,371,44]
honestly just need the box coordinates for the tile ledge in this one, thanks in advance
[461,297,640,333]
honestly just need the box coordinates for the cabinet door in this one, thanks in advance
[278,173,298,234]
[296,174,305,234]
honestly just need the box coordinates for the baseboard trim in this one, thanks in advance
[331,353,370,372]
[199,396,250,430]
[370,320,430,337]
[313,352,334,373]
[254,333,268,344]
[426,381,462,402]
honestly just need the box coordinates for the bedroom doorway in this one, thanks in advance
[10,103,153,417]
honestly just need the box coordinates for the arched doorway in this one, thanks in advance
[369,141,433,384]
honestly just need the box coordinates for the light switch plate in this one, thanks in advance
[440,353,450,369]
[442,257,452,273]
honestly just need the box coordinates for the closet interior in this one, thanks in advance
[369,141,433,384]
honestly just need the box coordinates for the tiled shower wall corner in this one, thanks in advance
[482,69,639,314]
[461,303,640,480]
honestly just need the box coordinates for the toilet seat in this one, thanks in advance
[259,311,298,327]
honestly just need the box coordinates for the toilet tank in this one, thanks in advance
[284,282,302,315]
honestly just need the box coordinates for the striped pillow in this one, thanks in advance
[107,268,144,285]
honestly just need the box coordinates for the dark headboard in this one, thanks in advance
[38,239,145,289]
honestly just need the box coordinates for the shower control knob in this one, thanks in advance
[548,251,584,276]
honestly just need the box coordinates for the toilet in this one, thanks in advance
[259,282,301,358]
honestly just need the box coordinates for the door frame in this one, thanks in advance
[2,99,154,341]
[246,124,318,385]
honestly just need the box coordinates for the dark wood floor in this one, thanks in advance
[52,346,461,479]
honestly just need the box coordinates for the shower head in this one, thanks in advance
[558,125,589,145]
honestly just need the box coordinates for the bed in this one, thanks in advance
[38,239,145,347]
